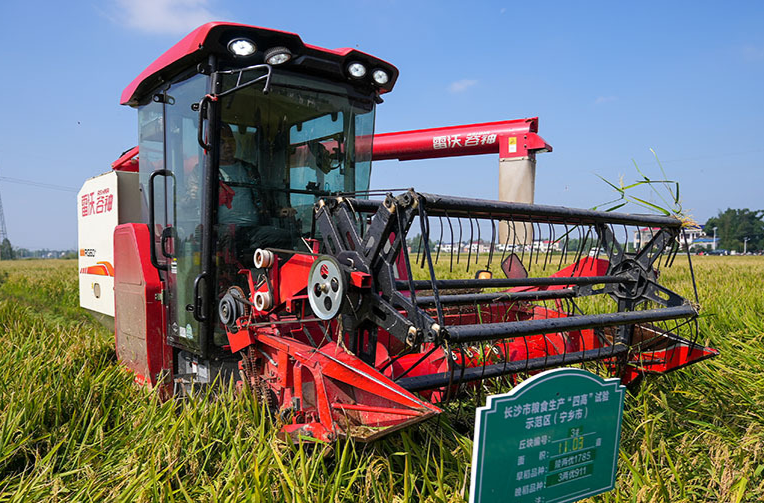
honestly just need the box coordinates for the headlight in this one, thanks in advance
[227,38,257,57]
[347,62,367,79]
[372,69,389,85]
[264,47,292,65]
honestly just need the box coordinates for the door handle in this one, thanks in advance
[197,95,213,151]
[160,226,177,259]
[192,272,209,322]
[148,169,172,271]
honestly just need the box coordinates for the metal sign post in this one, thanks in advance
[470,368,626,503]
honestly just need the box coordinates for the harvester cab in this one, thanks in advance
[78,22,717,442]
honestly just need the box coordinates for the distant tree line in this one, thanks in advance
[0,239,14,260]
[0,241,76,260]
[406,234,437,254]
[705,208,764,252]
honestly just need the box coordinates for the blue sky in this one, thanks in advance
[0,1,762,249]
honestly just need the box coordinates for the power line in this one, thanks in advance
[0,176,79,192]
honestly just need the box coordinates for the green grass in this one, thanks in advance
[0,257,762,502]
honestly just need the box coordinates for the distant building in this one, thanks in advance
[436,243,455,253]
[461,242,492,254]
[532,240,562,252]
[634,224,710,250]
[678,224,704,248]
[689,237,715,251]
[633,227,661,249]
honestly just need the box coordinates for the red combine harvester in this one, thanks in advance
[78,23,717,442]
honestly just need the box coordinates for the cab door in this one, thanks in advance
[162,74,208,354]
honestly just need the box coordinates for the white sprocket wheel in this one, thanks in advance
[307,256,345,320]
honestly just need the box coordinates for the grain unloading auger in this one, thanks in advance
[215,190,716,441]
[76,22,717,443]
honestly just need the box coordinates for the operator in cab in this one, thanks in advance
[216,123,294,269]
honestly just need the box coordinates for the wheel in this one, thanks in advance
[307,256,345,320]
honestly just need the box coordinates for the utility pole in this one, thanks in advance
[0,178,8,261]
[744,237,750,255]
[0,182,8,243]
[713,227,718,251]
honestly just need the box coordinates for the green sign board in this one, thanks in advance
[470,368,625,503]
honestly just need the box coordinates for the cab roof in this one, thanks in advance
[121,22,398,106]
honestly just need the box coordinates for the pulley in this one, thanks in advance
[307,256,345,320]
[219,286,248,329]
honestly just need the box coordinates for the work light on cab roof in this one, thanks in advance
[79,21,717,444]
[347,62,367,78]
[119,22,399,106]
[264,47,292,65]
[372,69,390,85]
[227,38,256,57]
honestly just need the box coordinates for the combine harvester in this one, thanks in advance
[78,23,717,442]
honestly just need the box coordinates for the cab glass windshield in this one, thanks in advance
[217,70,375,242]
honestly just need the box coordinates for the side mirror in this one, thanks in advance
[309,141,334,174]
[501,253,528,279]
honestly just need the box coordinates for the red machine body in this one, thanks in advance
[92,22,717,444]
[120,22,398,106]
[372,118,552,161]
[113,223,171,390]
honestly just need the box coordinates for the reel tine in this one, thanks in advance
[526,222,534,269]
[475,217,481,267]
[487,217,496,270]
[663,238,676,268]
[592,225,604,260]
[604,223,615,262]
[499,218,510,265]
[456,217,463,265]
[685,242,701,304]
[666,236,679,268]
[533,221,542,266]
[415,233,422,269]
[435,215,443,264]
[579,226,592,268]
[444,211,455,273]
[466,218,474,273]
[516,215,527,268]
[558,223,569,271]
[647,226,657,263]
[543,222,553,271]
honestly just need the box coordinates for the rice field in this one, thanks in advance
[0,256,762,502]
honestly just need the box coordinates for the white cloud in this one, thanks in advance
[594,95,617,105]
[449,79,478,93]
[115,0,220,35]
